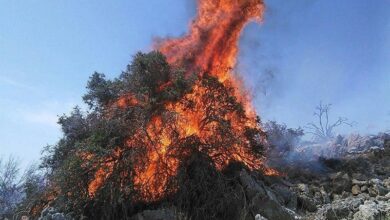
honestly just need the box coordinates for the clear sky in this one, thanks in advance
[1,0,389,167]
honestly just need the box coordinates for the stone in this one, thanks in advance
[369,179,381,185]
[352,179,368,186]
[239,170,298,220]
[352,185,361,195]
[255,214,268,220]
[353,200,389,220]
[385,192,390,200]
[361,185,368,192]
[239,170,266,199]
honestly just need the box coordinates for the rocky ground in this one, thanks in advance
[37,133,390,220]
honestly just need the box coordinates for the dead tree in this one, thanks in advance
[306,102,353,141]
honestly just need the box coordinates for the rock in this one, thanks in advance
[239,170,266,199]
[352,179,368,186]
[255,214,268,220]
[385,192,390,200]
[361,185,368,192]
[239,170,299,220]
[353,200,390,220]
[369,178,381,185]
[352,185,361,195]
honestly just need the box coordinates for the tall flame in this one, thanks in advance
[158,0,264,117]
[158,0,264,81]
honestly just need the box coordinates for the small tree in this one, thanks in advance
[306,102,353,142]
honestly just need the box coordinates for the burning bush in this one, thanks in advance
[38,51,272,218]
[36,0,277,218]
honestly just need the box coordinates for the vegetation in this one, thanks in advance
[0,157,45,219]
[27,51,265,219]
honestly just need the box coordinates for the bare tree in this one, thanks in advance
[306,102,353,141]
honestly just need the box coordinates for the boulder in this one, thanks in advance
[352,185,361,196]
[239,170,298,220]
[239,170,266,199]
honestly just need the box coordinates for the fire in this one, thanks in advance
[158,0,264,82]
[158,0,264,120]
[87,0,279,201]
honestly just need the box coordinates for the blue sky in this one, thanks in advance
[1,0,389,166]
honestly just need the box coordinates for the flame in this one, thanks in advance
[87,0,279,201]
[158,0,264,81]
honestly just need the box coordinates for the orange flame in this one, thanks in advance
[158,0,264,81]
[158,0,264,120]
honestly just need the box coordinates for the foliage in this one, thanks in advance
[37,51,264,219]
